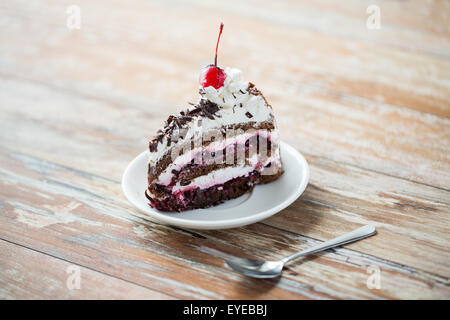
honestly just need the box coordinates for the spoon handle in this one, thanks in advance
[280,225,376,264]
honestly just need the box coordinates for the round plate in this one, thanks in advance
[122,141,309,230]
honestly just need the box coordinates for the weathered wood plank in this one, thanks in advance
[0,239,175,299]
[0,0,449,300]
[196,0,450,58]
[264,154,450,277]
[0,0,449,116]
[1,149,448,299]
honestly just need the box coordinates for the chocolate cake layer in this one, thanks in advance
[146,168,283,212]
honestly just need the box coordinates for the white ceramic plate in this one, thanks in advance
[122,141,309,230]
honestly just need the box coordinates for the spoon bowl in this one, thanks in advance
[226,258,284,279]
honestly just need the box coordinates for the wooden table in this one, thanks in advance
[1,0,449,300]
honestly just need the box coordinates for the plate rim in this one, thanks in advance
[122,141,309,229]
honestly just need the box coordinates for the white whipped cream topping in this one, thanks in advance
[150,67,276,165]
[201,67,249,107]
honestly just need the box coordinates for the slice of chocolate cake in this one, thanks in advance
[145,24,282,212]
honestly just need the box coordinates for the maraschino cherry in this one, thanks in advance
[199,23,226,89]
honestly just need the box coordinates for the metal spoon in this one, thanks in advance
[226,225,376,278]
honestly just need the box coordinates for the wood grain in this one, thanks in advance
[0,240,174,299]
[1,149,448,299]
[0,0,449,299]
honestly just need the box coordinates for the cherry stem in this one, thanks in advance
[214,23,224,67]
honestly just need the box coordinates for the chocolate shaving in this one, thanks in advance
[149,99,221,153]
[149,130,164,152]
[180,180,191,186]
[245,112,253,118]
[187,99,220,118]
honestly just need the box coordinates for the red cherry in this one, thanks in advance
[199,65,226,89]
[199,23,226,89]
